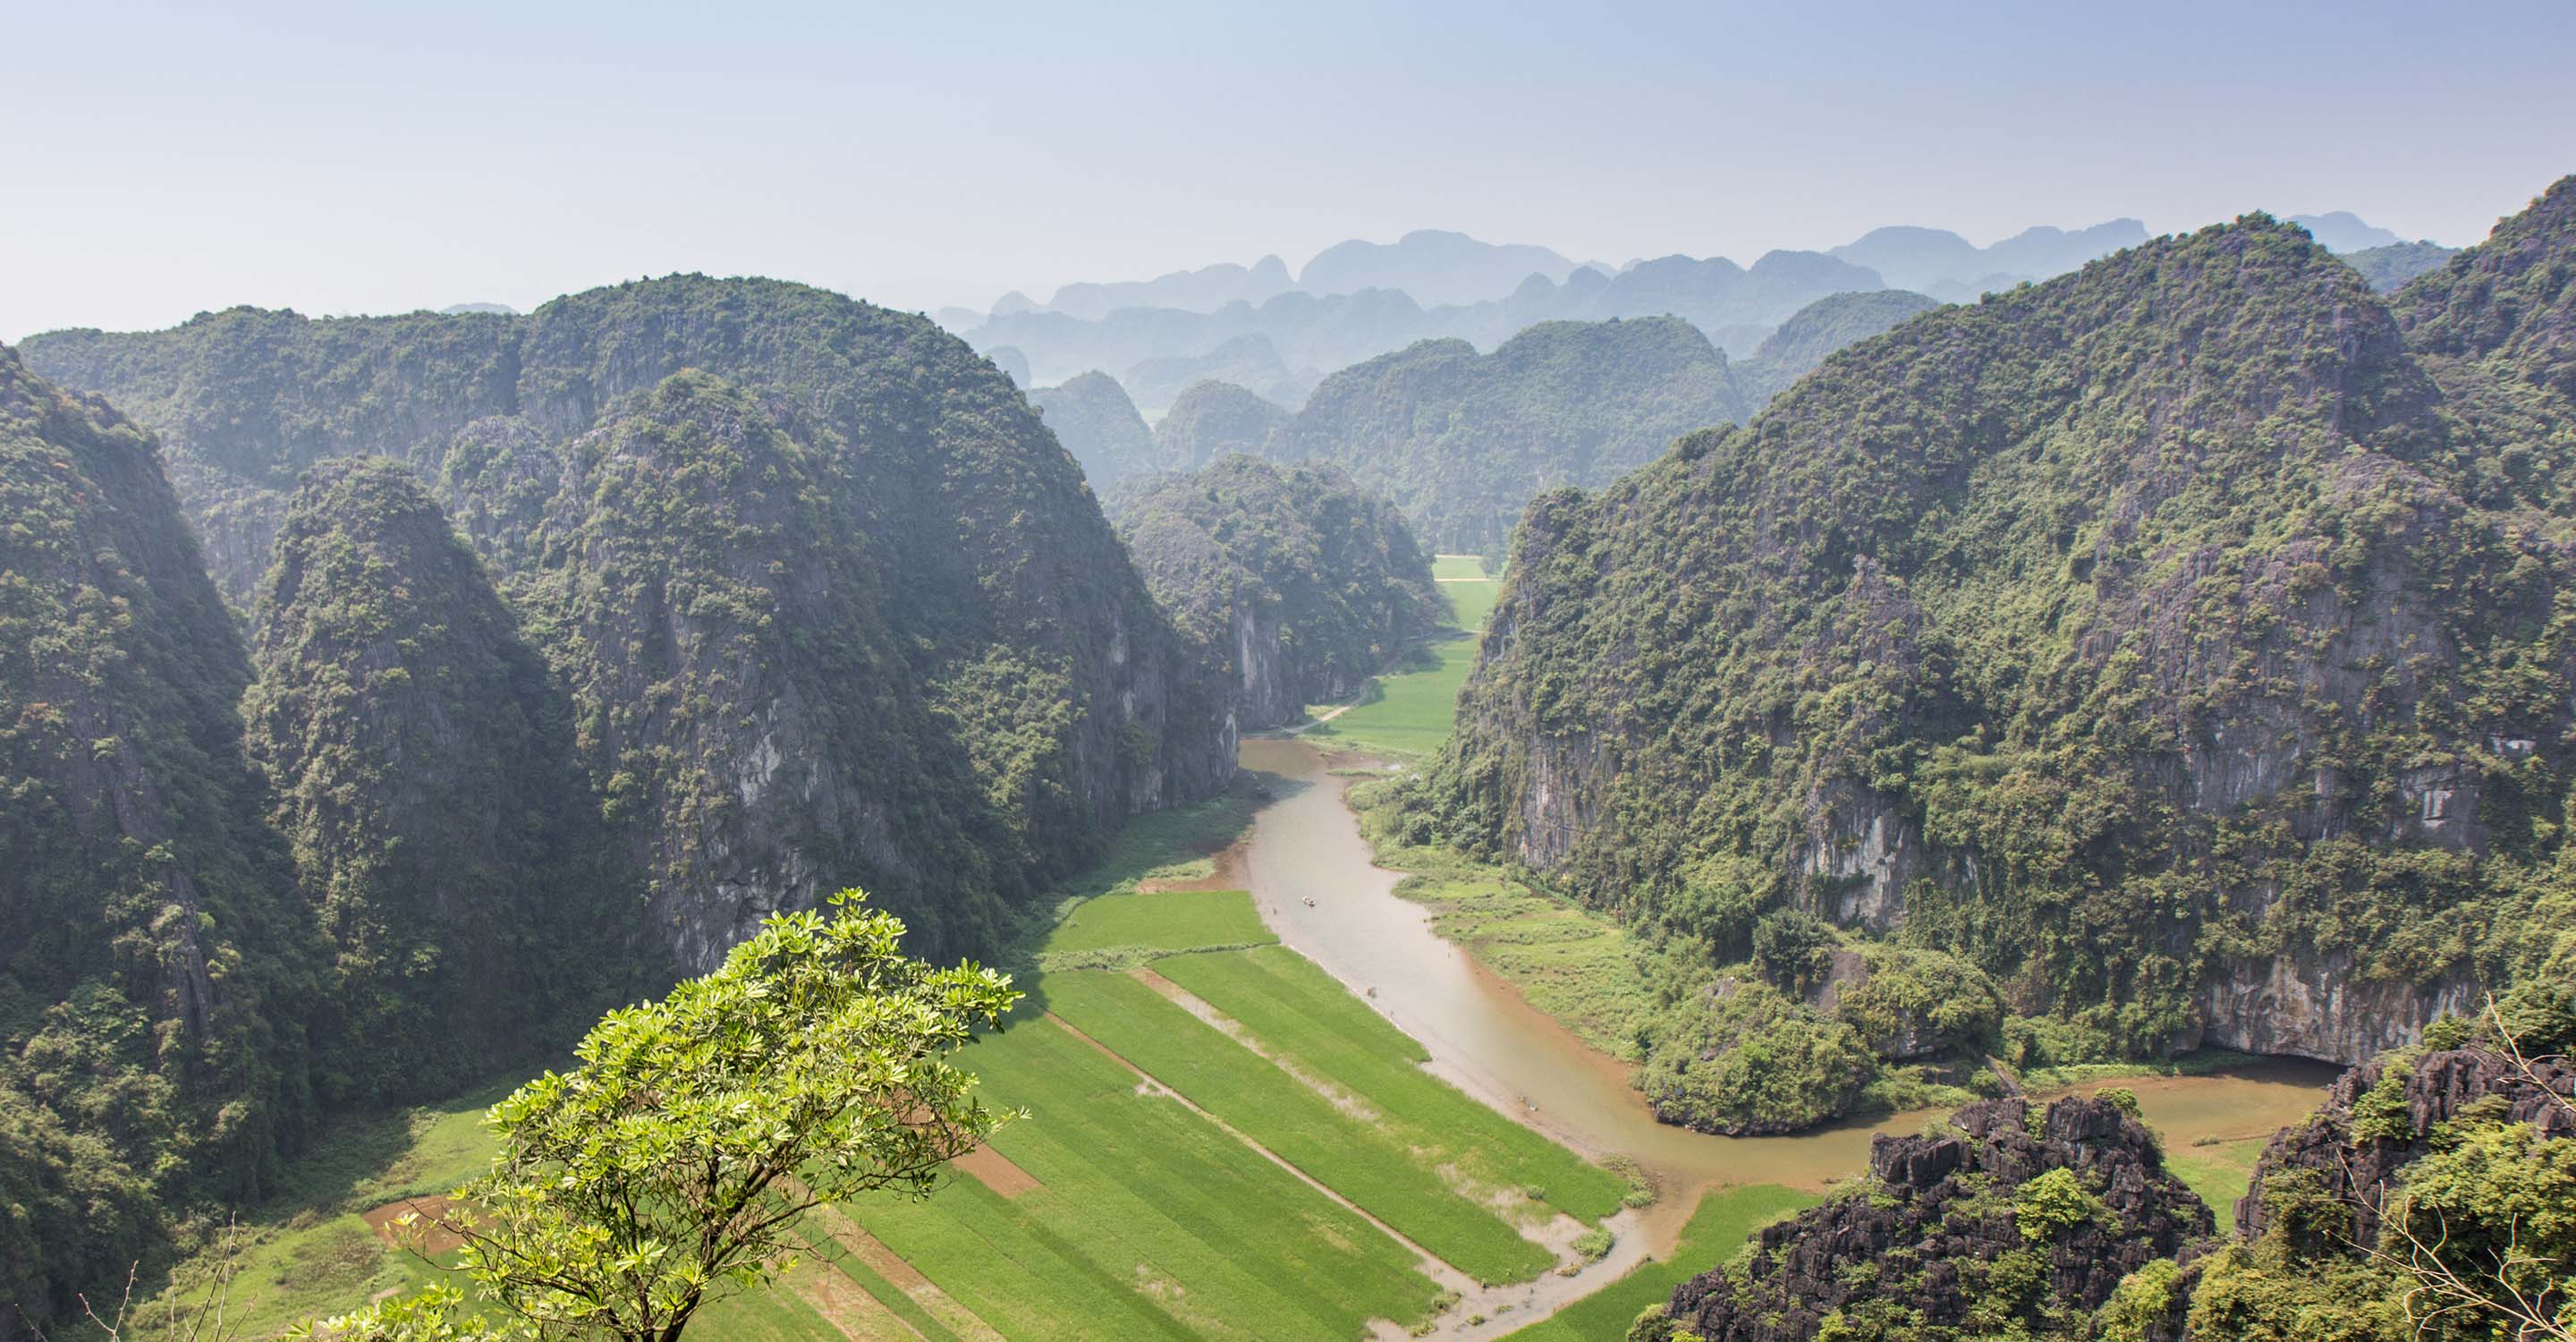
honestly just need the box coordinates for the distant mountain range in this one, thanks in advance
[945,212,2424,411]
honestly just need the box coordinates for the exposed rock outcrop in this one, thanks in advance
[1666,1096,2212,1341]
[2238,1044,2576,1246]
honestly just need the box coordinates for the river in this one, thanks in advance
[1232,735,2336,1265]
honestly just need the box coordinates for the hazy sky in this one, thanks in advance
[5,0,2572,340]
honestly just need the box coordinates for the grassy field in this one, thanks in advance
[1305,557,1501,758]
[1433,553,1492,582]
[156,786,1643,1338]
[843,1010,1445,1339]
[1497,1185,1818,1341]
[1151,947,1626,1218]
[1045,966,1559,1284]
[2165,1134,2267,1220]
[1040,888,1274,958]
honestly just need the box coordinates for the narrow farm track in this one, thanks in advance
[1040,1010,1480,1290]
[1039,1009,1638,1341]
[791,1190,1010,1342]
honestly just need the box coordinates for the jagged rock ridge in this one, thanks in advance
[1665,1095,2211,1341]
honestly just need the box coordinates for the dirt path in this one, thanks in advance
[1130,966,1381,1122]
[949,1142,1041,1198]
[784,1259,927,1342]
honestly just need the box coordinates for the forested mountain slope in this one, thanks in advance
[0,346,315,1325]
[1416,182,2576,1129]
[1152,379,1290,467]
[1267,316,1750,556]
[1118,456,1444,728]
[245,459,632,1104]
[1735,289,1944,399]
[1028,368,1172,488]
[2344,240,2458,292]
[23,276,1238,968]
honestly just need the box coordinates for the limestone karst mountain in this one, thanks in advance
[0,344,315,1323]
[1029,368,1174,488]
[23,276,1240,973]
[1267,315,1751,556]
[1152,378,1290,468]
[1118,455,1444,729]
[1412,185,2576,1133]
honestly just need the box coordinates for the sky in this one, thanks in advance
[4,0,2572,340]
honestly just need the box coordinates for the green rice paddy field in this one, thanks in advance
[1304,554,1501,758]
[161,787,1802,1340]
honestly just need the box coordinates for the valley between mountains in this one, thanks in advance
[4,174,2573,1342]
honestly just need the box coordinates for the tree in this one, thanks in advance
[309,891,1019,1342]
[2367,994,2576,1340]
[1750,908,1837,996]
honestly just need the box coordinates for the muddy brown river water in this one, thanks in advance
[1234,735,2337,1263]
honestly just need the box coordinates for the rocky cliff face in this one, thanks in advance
[2238,1043,2576,1247]
[1429,184,2576,1069]
[1665,1096,2211,1341]
[1117,455,1443,730]
[504,370,1025,966]
[23,276,1238,970]
[0,344,314,1326]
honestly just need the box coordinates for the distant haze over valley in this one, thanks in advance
[928,209,2451,419]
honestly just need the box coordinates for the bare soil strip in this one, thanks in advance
[362,1194,466,1255]
[949,1141,1042,1199]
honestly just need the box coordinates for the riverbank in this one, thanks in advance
[1233,737,2335,1270]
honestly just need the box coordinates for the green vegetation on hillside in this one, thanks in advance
[1735,289,1943,399]
[1417,192,2576,1137]
[1267,317,1750,557]
[2343,239,2457,292]
[1118,454,1445,728]
[1030,369,1171,488]
[1150,378,1289,467]
[0,345,315,1327]
[5,274,1244,1324]
[246,458,632,1105]
[23,276,1239,977]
